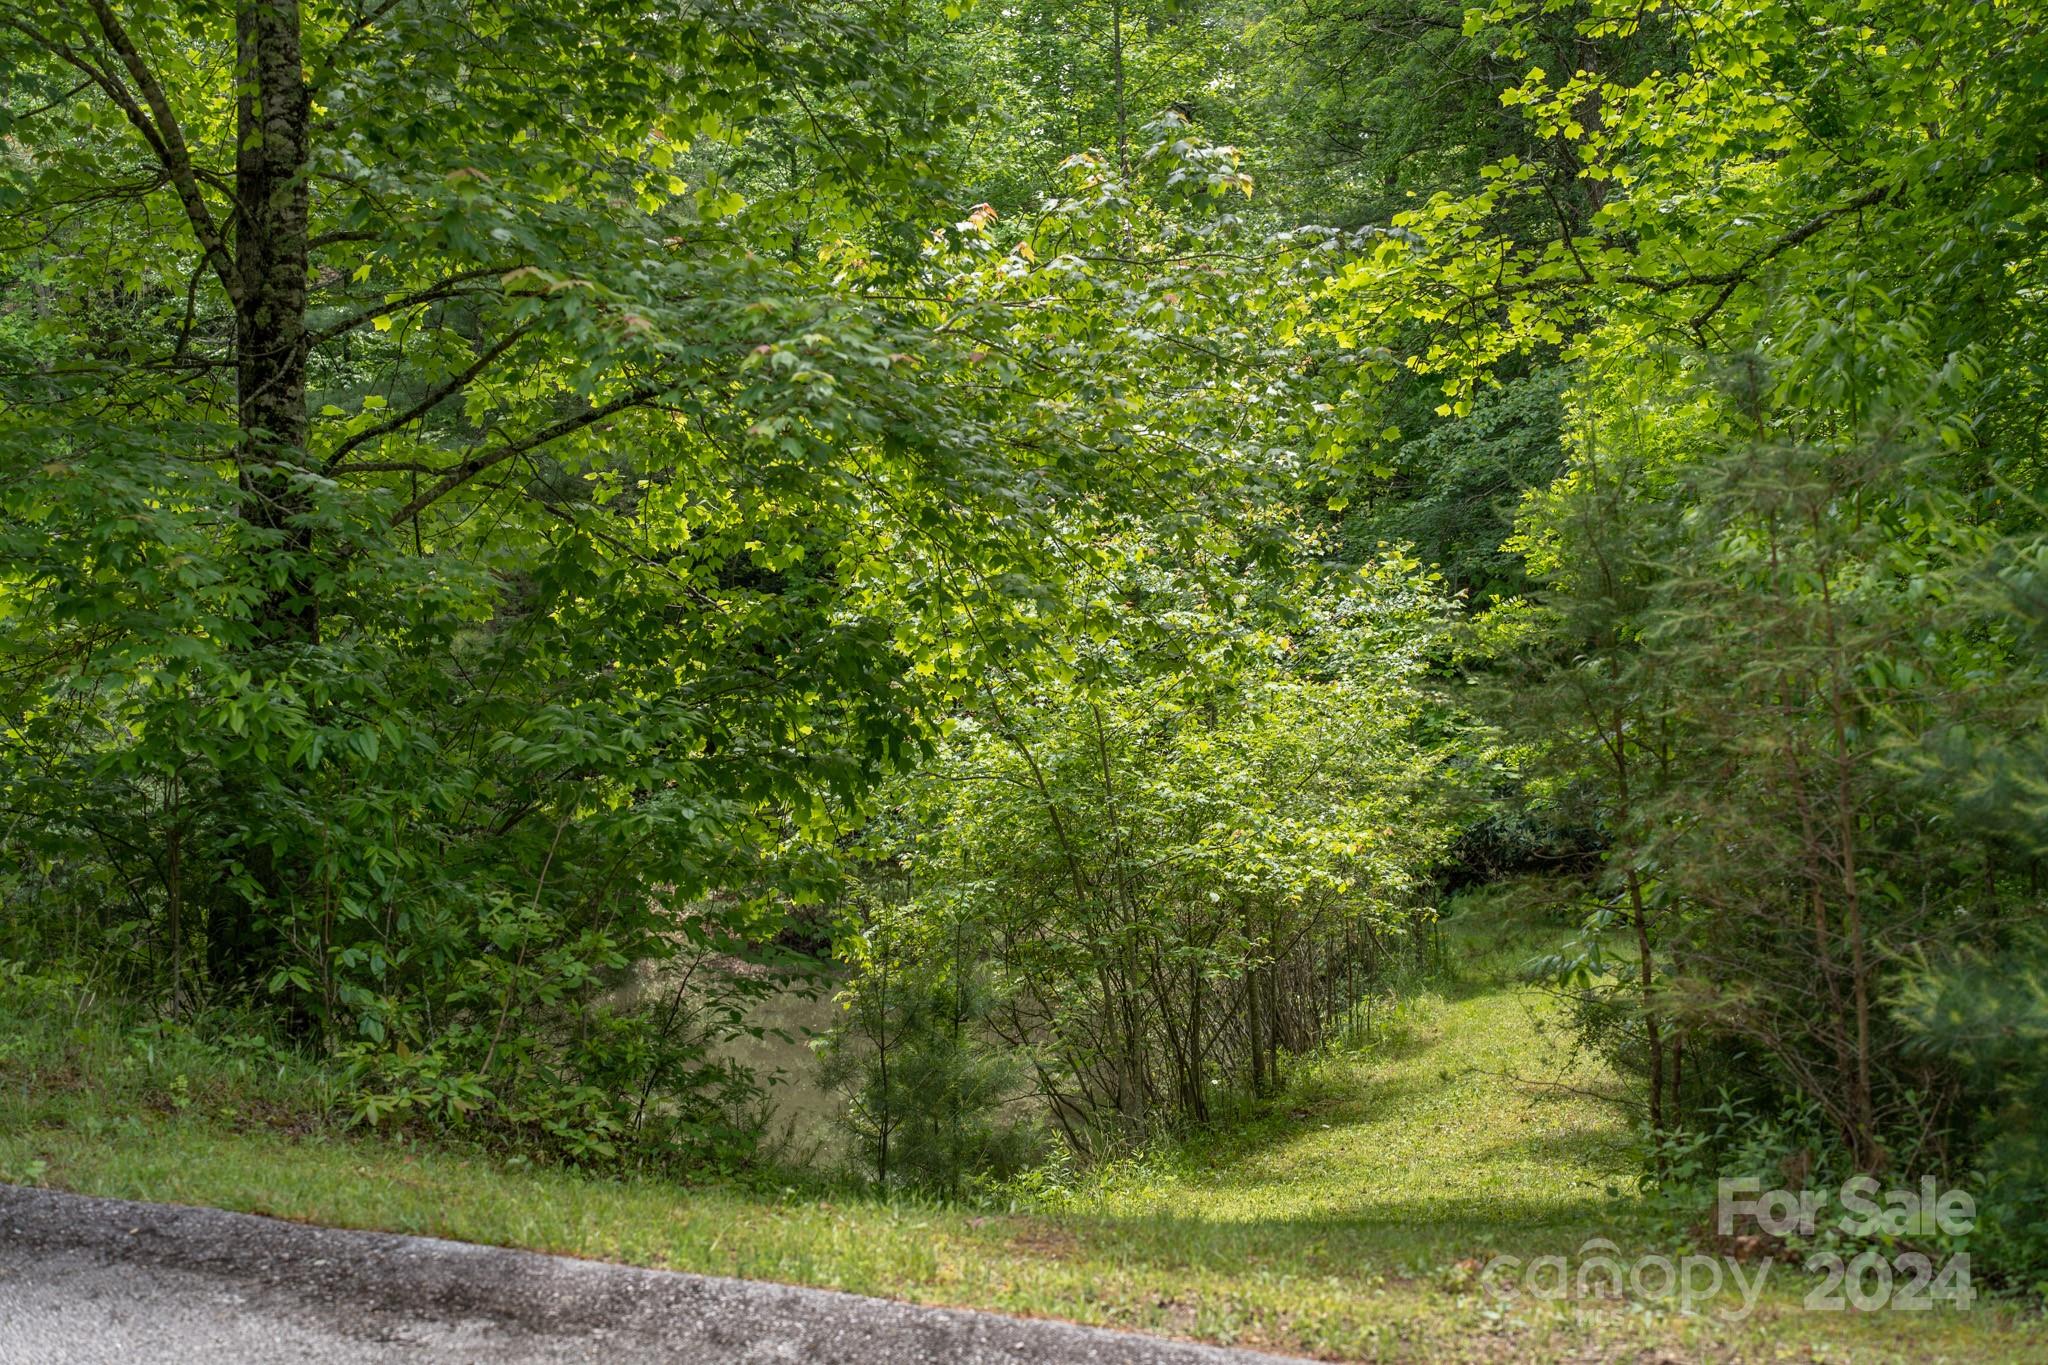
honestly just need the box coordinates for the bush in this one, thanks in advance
[1898,936,2048,1291]
[847,544,1463,1149]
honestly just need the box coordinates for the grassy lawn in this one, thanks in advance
[2,958,2037,1363]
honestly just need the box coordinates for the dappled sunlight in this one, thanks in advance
[1068,985,1646,1258]
[4,0,2043,1358]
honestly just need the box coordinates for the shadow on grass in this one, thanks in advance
[1030,1190,1660,1279]
[1466,1122,1638,1171]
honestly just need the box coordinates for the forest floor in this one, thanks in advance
[1,936,2039,1363]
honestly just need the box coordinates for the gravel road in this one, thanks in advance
[0,1186,1304,1364]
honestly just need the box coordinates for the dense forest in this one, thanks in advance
[2,0,2045,1317]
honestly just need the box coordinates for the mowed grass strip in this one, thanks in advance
[1,973,2036,1362]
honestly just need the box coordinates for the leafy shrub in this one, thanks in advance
[836,538,1466,1155]
[1898,936,2048,1291]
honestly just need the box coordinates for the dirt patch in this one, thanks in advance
[1002,1217,1080,1262]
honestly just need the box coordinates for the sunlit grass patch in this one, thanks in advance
[2,960,2036,1362]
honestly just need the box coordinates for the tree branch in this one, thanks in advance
[311,0,406,93]
[1477,185,1894,312]
[324,324,531,473]
[307,265,515,344]
[308,229,378,249]
[9,75,92,122]
[1682,186,1892,332]
[1610,186,1892,297]
[386,386,660,527]
[78,0,241,305]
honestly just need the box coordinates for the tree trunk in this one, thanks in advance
[236,0,314,643]
[209,1,315,997]
[1625,865,1666,1148]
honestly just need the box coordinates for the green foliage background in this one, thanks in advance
[2,0,2045,1289]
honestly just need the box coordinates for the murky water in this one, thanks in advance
[602,947,852,1162]
[715,979,847,1161]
